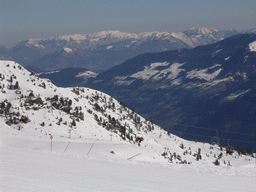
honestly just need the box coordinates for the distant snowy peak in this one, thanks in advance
[183,27,219,36]
[136,31,171,40]
[248,28,256,33]
[54,30,136,42]
[88,30,137,39]
[52,30,175,45]
[178,27,239,47]
[15,39,45,49]
[52,30,136,44]
[55,34,87,43]
[55,30,173,42]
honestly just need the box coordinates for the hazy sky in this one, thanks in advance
[1,0,255,46]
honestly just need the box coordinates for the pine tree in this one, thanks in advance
[14,81,19,89]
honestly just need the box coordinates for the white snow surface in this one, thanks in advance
[130,62,185,82]
[76,71,98,79]
[186,68,222,81]
[225,56,231,60]
[63,47,73,53]
[43,70,61,75]
[129,61,223,85]
[249,41,256,52]
[1,60,256,192]
[130,62,170,81]
[212,49,222,58]
[106,45,113,49]
[224,89,251,101]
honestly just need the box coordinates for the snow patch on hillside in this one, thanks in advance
[115,79,135,86]
[225,89,251,101]
[212,49,222,57]
[43,70,60,75]
[130,62,186,81]
[184,76,234,90]
[106,45,113,49]
[76,71,98,78]
[166,63,185,80]
[130,62,166,81]
[63,47,72,53]
[186,67,222,81]
[114,76,135,85]
[249,41,256,52]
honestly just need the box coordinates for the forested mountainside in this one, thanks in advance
[85,33,256,151]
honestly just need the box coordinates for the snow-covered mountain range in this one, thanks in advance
[85,33,256,151]
[1,27,249,72]
[14,27,238,50]
[1,60,255,191]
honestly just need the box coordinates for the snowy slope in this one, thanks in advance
[249,41,256,52]
[1,60,255,191]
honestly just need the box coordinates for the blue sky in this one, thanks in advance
[1,0,255,46]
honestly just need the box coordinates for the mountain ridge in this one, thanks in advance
[0,27,247,71]
[12,27,242,48]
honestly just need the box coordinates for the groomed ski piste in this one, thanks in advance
[1,60,255,192]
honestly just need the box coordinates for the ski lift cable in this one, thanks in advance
[171,131,213,139]
[172,131,256,144]
[81,116,255,142]
[69,112,256,143]
[174,123,256,137]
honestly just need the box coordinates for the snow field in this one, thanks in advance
[1,123,256,192]
[1,60,256,191]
